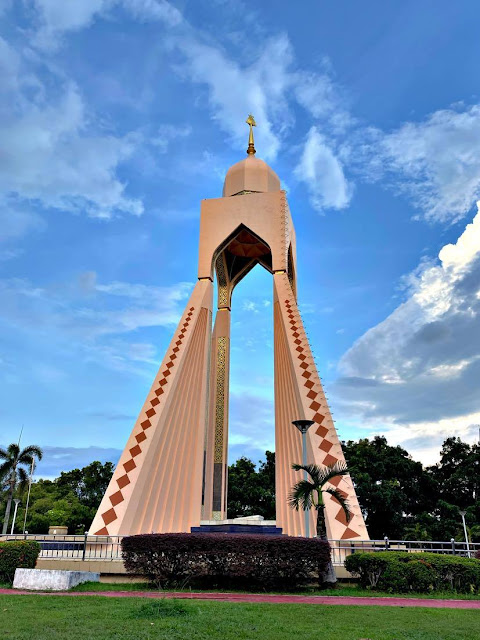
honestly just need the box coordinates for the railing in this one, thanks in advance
[328,538,480,565]
[1,533,123,560]
[1,534,479,565]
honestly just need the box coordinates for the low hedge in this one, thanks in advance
[122,533,331,589]
[345,551,480,594]
[0,540,41,583]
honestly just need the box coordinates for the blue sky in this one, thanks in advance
[1,0,480,477]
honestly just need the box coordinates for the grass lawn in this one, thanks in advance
[0,595,478,640]
[71,581,480,600]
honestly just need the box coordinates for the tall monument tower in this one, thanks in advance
[90,118,368,541]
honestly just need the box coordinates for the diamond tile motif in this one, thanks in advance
[310,401,321,411]
[123,459,136,473]
[135,432,147,444]
[110,490,124,507]
[335,507,349,526]
[129,445,142,458]
[102,508,117,526]
[341,527,361,540]
[94,527,109,535]
[322,453,337,466]
[117,474,130,489]
[319,439,333,453]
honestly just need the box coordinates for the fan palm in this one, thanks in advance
[288,462,351,539]
[1,443,43,534]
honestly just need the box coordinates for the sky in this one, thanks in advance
[1,0,480,477]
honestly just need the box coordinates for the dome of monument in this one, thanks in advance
[223,155,281,197]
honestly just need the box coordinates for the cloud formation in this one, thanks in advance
[0,36,142,220]
[33,445,122,478]
[30,0,182,49]
[357,105,480,223]
[294,126,352,211]
[0,272,193,372]
[334,204,480,461]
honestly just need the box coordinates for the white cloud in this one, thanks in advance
[334,204,480,461]
[242,300,259,313]
[294,126,352,211]
[30,0,182,49]
[0,37,142,220]
[358,105,480,223]
[151,124,192,153]
[228,391,275,461]
[0,206,46,241]
[0,272,193,371]
[170,33,293,160]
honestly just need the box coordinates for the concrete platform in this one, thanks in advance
[13,568,99,591]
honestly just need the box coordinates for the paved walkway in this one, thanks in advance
[1,588,479,609]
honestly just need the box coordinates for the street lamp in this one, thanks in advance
[292,419,315,538]
[459,511,471,558]
[10,499,21,535]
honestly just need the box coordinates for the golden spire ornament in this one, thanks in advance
[246,114,256,155]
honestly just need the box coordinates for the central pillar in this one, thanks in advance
[203,252,232,520]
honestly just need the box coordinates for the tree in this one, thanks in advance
[13,461,115,534]
[288,462,351,539]
[227,452,275,519]
[56,461,115,509]
[342,436,437,539]
[428,437,480,509]
[0,443,43,534]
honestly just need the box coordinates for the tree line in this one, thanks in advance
[227,435,480,541]
[1,435,479,540]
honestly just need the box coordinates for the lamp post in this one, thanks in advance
[292,419,315,538]
[22,459,35,535]
[10,499,21,535]
[459,510,471,558]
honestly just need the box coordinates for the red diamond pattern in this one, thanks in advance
[98,306,196,533]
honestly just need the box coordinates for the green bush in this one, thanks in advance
[345,551,480,594]
[122,533,331,590]
[0,540,41,583]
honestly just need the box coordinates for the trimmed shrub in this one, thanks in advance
[345,551,480,594]
[122,533,331,590]
[0,540,41,583]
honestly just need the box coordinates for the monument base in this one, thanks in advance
[13,568,99,591]
[192,515,283,535]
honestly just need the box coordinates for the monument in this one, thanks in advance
[90,116,369,541]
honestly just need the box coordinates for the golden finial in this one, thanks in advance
[246,114,256,155]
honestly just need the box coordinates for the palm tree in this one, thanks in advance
[288,462,351,539]
[1,443,43,534]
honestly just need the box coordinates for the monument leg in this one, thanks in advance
[90,279,213,536]
[273,272,368,540]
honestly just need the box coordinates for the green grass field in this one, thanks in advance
[0,595,478,640]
